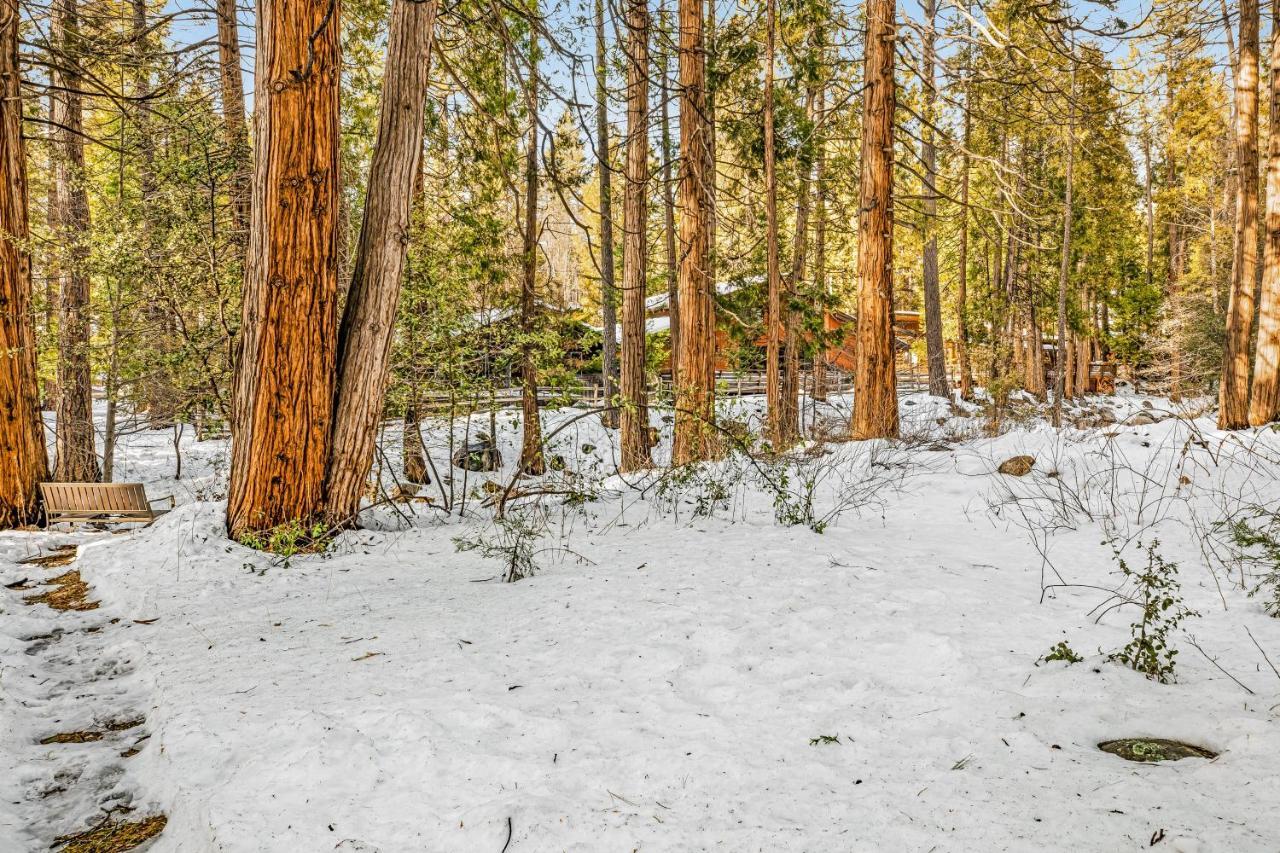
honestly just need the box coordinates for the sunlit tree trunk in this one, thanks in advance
[920,0,947,398]
[595,0,619,427]
[672,0,716,463]
[403,402,429,485]
[660,2,678,371]
[620,0,651,471]
[519,20,545,475]
[1250,0,1280,425]
[0,0,50,527]
[956,79,973,400]
[764,0,785,447]
[1053,59,1075,429]
[327,0,438,523]
[1221,0,1260,429]
[783,79,815,440]
[851,0,898,439]
[227,0,342,537]
[811,81,828,402]
[51,0,98,483]
[216,0,250,245]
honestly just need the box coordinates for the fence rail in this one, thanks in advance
[416,364,950,412]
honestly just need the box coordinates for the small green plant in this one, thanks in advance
[238,519,331,558]
[454,508,547,582]
[1038,641,1083,665]
[653,458,740,520]
[809,734,841,746]
[1106,540,1199,683]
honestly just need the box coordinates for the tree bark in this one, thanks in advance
[783,81,816,441]
[1221,0,1260,429]
[660,3,678,372]
[403,402,429,484]
[216,0,250,246]
[519,21,545,475]
[1250,0,1280,425]
[764,0,785,447]
[920,0,948,398]
[51,0,98,483]
[956,70,973,400]
[326,0,437,524]
[1053,57,1075,428]
[672,0,716,463]
[851,0,898,439]
[0,0,49,527]
[619,0,651,471]
[227,0,342,537]
[812,81,828,403]
[595,0,619,427]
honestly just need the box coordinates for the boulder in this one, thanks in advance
[452,432,502,472]
[997,455,1035,476]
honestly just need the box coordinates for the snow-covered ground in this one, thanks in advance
[3,392,1279,852]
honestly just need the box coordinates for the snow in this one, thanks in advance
[3,392,1280,851]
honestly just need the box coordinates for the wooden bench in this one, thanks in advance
[39,483,175,526]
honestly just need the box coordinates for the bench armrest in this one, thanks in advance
[148,494,176,509]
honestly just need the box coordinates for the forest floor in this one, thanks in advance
[2,390,1279,852]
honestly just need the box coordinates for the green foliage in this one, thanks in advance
[1107,541,1198,683]
[809,734,841,746]
[1218,507,1280,616]
[238,520,331,558]
[1038,641,1083,665]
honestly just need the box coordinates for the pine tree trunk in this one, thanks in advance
[0,1,50,527]
[227,0,341,537]
[851,0,898,440]
[1053,65,1075,429]
[957,89,973,400]
[403,402,429,485]
[216,0,250,246]
[764,0,784,447]
[920,0,948,399]
[660,4,678,373]
[51,0,99,483]
[672,0,716,464]
[326,0,438,524]
[811,81,828,403]
[519,23,545,475]
[619,0,651,471]
[595,0,619,427]
[1221,0,1260,429]
[1250,0,1280,425]
[783,83,815,441]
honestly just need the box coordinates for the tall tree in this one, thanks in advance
[595,0,619,427]
[1053,50,1076,428]
[50,0,99,483]
[851,0,898,439]
[919,0,947,398]
[326,0,439,523]
[227,0,342,537]
[660,2,678,368]
[764,0,786,447]
[672,0,716,463]
[956,55,974,401]
[0,0,50,527]
[1250,0,1280,425]
[216,0,250,244]
[1221,0,1259,429]
[620,0,651,471]
[518,17,546,475]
